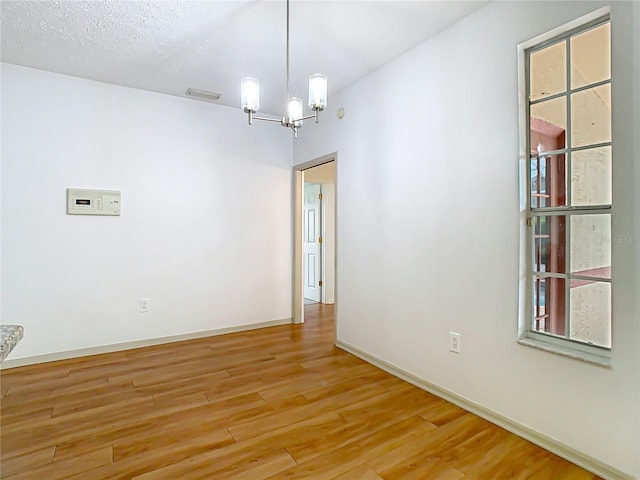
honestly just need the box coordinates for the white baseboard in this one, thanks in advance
[335,340,634,480]
[1,318,292,370]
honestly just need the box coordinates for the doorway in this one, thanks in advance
[293,154,336,325]
[303,182,322,304]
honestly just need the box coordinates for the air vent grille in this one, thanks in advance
[185,88,222,102]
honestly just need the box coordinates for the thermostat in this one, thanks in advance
[67,188,121,216]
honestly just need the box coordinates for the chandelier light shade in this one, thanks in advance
[308,74,327,110]
[288,97,303,126]
[241,77,260,113]
[240,0,327,138]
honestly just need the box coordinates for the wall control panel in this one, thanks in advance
[67,188,121,216]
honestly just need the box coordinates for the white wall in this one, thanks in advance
[1,64,293,360]
[294,1,639,477]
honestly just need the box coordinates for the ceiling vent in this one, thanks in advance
[185,88,222,102]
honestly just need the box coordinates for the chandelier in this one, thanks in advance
[240,0,328,139]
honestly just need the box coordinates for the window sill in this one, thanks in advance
[517,336,612,367]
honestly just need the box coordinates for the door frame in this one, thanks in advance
[293,152,337,325]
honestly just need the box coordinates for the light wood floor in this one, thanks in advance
[1,304,601,479]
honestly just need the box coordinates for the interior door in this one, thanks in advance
[303,183,321,302]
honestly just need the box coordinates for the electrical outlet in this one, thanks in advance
[139,298,150,313]
[449,332,462,354]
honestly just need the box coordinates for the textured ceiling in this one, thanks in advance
[1,0,488,115]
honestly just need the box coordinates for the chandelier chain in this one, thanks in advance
[286,0,290,105]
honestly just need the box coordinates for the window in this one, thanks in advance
[520,13,612,357]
